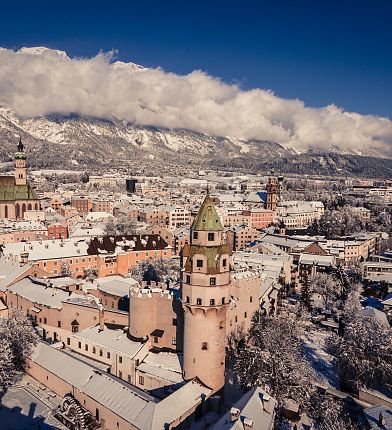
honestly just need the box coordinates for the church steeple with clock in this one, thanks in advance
[0,137,40,219]
[181,191,231,392]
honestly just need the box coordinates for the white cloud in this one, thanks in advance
[0,47,391,152]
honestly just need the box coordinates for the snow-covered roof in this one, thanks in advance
[31,343,156,429]
[138,351,184,384]
[362,306,389,326]
[210,387,276,429]
[299,254,334,266]
[72,326,144,358]
[364,404,392,430]
[95,276,138,298]
[31,343,211,430]
[0,258,36,292]
[8,277,69,309]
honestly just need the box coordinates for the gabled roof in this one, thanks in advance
[31,343,211,430]
[210,387,276,429]
[191,194,223,231]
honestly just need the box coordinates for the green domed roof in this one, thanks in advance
[15,152,27,160]
[191,194,223,231]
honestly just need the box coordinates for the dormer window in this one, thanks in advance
[208,233,215,241]
[223,258,227,267]
[196,259,203,268]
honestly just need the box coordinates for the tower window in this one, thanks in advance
[222,258,227,267]
[208,232,215,241]
[201,342,208,350]
[210,299,215,306]
[196,259,203,268]
[196,298,202,306]
[210,277,216,286]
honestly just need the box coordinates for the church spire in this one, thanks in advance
[17,136,24,153]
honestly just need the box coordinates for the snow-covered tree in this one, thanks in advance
[60,261,72,277]
[104,215,144,236]
[308,391,358,430]
[131,257,180,284]
[82,267,98,282]
[310,272,341,311]
[231,310,360,428]
[0,311,38,392]
[233,311,314,406]
[300,273,312,310]
[311,206,364,238]
[328,292,392,392]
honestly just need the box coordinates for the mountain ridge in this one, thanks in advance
[1,108,392,179]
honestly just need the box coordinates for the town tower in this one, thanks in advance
[266,169,278,211]
[15,137,27,186]
[181,192,231,392]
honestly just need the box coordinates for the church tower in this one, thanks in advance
[266,169,277,211]
[15,137,27,186]
[181,192,231,393]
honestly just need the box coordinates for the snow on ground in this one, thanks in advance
[302,327,339,389]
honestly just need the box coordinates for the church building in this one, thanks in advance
[0,138,40,219]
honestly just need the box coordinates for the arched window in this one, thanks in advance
[4,205,8,219]
[27,203,32,211]
[15,203,20,218]
[196,298,202,306]
[222,297,226,304]
[35,203,39,210]
[186,296,190,303]
[210,299,215,306]
[22,203,26,216]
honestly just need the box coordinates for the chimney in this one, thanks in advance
[243,418,253,430]
[230,407,240,422]
[98,306,105,331]
[262,392,271,413]
[20,251,29,266]
[378,412,386,427]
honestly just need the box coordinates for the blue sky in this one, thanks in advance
[1,0,391,118]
